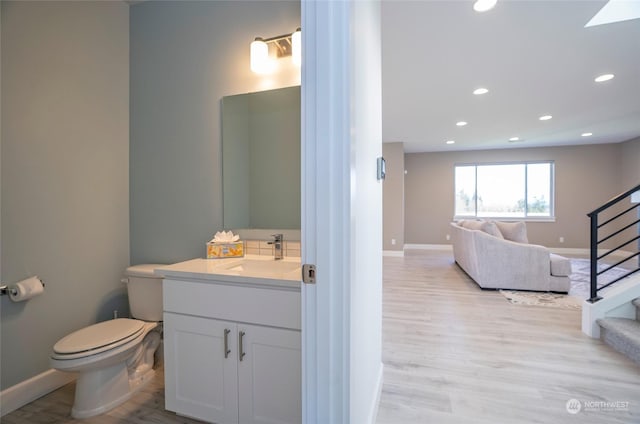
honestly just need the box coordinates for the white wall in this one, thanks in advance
[1,1,130,390]
[349,1,383,422]
[130,1,300,265]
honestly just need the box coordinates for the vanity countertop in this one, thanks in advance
[156,255,302,290]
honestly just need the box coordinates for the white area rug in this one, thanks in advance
[499,290,582,309]
[500,258,631,309]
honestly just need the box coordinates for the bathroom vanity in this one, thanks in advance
[157,256,302,424]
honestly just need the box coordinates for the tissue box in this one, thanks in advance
[206,241,244,259]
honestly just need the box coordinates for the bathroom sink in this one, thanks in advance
[217,257,301,280]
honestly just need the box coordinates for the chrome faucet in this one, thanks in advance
[268,234,284,260]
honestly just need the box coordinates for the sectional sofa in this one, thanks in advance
[450,220,571,292]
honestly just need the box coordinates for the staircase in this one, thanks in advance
[586,183,640,302]
[582,184,640,340]
[597,298,640,365]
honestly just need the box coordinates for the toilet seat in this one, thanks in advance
[52,319,145,360]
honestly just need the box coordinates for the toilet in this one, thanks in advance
[50,264,165,419]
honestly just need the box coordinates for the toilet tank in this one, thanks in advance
[124,264,165,322]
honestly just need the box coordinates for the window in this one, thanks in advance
[454,161,554,219]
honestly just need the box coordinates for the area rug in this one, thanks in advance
[499,258,631,309]
[567,258,630,300]
[499,290,582,309]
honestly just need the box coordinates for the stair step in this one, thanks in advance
[597,317,640,366]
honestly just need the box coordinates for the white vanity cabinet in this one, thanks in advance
[160,261,301,424]
[164,313,239,424]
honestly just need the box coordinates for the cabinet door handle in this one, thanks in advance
[224,328,231,358]
[239,330,246,361]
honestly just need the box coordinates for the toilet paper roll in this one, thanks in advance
[9,276,44,302]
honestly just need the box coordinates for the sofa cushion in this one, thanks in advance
[495,221,529,243]
[459,219,482,230]
[550,253,572,276]
[460,220,503,239]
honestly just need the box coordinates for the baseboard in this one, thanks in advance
[0,369,76,416]
[382,250,404,257]
[366,363,384,424]
[404,244,453,251]
[401,245,634,258]
[550,248,635,259]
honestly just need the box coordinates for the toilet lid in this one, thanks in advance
[53,318,145,355]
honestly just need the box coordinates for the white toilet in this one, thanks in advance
[50,264,165,419]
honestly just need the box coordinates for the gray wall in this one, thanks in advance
[404,143,637,248]
[382,142,404,251]
[621,137,640,190]
[130,1,300,265]
[1,1,129,390]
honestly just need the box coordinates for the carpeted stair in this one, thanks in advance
[597,298,640,366]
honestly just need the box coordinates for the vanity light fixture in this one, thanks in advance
[292,28,302,66]
[250,28,302,74]
[250,38,270,74]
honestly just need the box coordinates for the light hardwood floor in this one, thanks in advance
[3,249,639,423]
[0,366,204,424]
[376,249,640,424]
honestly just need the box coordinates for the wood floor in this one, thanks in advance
[3,249,640,423]
[0,366,204,424]
[376,249,640,424]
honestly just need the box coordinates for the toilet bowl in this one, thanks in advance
[50,264,165,419]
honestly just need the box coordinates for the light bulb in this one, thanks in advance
[292,28,301,67]
[250,38,269,74]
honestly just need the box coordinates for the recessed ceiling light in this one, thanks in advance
[473,0,497,13]
[509,137,520,142]
[473,88,489,95]
[582,132,593,137]
[456,121,468,127]
[446,140,455,145]
[539,115,552,121]
[595,74,614,82]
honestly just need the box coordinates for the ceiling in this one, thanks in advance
[381,0,640,153]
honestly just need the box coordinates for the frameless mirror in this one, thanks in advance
[222,86,301,230]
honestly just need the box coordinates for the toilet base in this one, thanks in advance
[71,361,156,419]
[65,326,162,419]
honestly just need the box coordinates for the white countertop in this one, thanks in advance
[156,255,302,290]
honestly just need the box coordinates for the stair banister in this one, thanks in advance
[587,183,640,303]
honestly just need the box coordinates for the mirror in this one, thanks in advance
[222,86,301,230]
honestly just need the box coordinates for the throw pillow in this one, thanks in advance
[483,221,504,239]
[460,219,504,239]
[495,221,529,243]
[460,220,484,231]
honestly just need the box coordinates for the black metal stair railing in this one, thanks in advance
[587,183,640,303]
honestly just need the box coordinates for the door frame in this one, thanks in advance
[300,0,352,422]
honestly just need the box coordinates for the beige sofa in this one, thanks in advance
[450,220,571,292]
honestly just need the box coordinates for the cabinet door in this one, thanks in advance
[237,324,301,424]
[164,312,238,424]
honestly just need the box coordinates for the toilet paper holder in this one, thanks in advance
[0,277,45,296]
